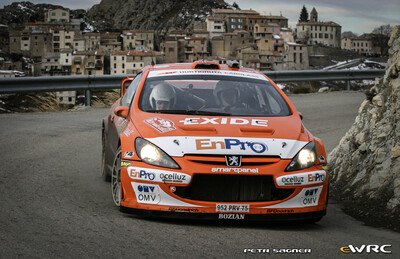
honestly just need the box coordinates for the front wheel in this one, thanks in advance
[111,147,122,207]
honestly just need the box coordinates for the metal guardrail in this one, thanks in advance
[0,69,385,106]
[265,69,385,82]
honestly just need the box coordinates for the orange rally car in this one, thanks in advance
[102,61,328,222]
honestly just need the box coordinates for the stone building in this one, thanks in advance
[341,34,389,56]
[211,9,259,33]
[100,32,122,53]
[45,9,70,23]
[296,8,341,47]
[122,30,154,51]
[245,15,288,36]
[282,42,309,70]
[84,32,101,51]
[41,52,61,76]
[50,29,75,52]
[110,50,161,75]
[72,34,86,51]
[206,17,226,39]
[211,30,253,58]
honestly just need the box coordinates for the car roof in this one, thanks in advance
[143,61,263,76]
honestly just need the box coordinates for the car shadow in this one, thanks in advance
[122,213,325,232]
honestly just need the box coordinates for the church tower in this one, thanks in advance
[310,7,318,22]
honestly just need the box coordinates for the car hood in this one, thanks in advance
[132,113,309,159]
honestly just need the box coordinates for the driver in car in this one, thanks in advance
[149,82,176,110]
[213,81,244,112]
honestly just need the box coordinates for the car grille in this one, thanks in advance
[184,155,281,166]
[174,174,294,202]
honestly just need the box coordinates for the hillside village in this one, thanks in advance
[0,2,390,105]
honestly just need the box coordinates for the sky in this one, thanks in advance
[0,0,399,34]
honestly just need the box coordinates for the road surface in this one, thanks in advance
[0,91,399,257]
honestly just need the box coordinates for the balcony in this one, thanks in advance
[73,57,82,64]
[85,62,95,69]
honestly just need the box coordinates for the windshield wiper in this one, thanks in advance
[145,109,231,116]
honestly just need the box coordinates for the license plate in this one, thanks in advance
[216,204,250,212]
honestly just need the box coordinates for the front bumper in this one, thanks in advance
[119,162,329,219]
[120,206,326,221]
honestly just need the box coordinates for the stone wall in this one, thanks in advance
[328,26,400,230]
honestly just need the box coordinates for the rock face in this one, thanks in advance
[329,26,400,230]
[87,0,228,31]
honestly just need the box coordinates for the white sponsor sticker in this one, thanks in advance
[276,171,326,187]
[145,136,308,158]
[131,182,203,207]
[144,117,176,133]
[218,214,245,220]
[127,167,191,184]
[211,168,259,173]
[179,117,268,127]
[132,183,161,204]
[299,187,321,207]
[123,127,134,137]
[147,69,268,81]
[264,186,323,209]
[123,151,134,158]
[216,204,250,212]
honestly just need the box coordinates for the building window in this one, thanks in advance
[122,64,125,69]
[68,97,72,102]
[114,56,116,61]
[66,59,68,63]
[62,12,66,16]
[122,56,125,61]
[114,63,116,69]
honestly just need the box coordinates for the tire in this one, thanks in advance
[101,131,111,182]
[111,147,122,207]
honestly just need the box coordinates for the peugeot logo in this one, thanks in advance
[225,155,242,167]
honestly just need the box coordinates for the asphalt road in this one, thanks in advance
[0,91,399,258]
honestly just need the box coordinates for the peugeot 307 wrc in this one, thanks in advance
[102,60,328,222]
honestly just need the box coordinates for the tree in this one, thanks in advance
[232,2,240,10]
[372,24,393,37]
[341,31,358,39]
[299,5,308,22]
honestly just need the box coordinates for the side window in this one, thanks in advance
[120,73,143,107]
[266,94,282,114]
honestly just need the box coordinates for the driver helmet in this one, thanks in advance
[213,81,240,107]
[149,82,176,110]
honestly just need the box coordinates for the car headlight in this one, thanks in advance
[135,138,180,169]
[285,142,317,171]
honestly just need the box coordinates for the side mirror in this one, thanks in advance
[299,112,304,120]
[114,106,129,119]
[120,76,134,96]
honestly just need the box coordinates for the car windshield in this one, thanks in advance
[139,74,291,116]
